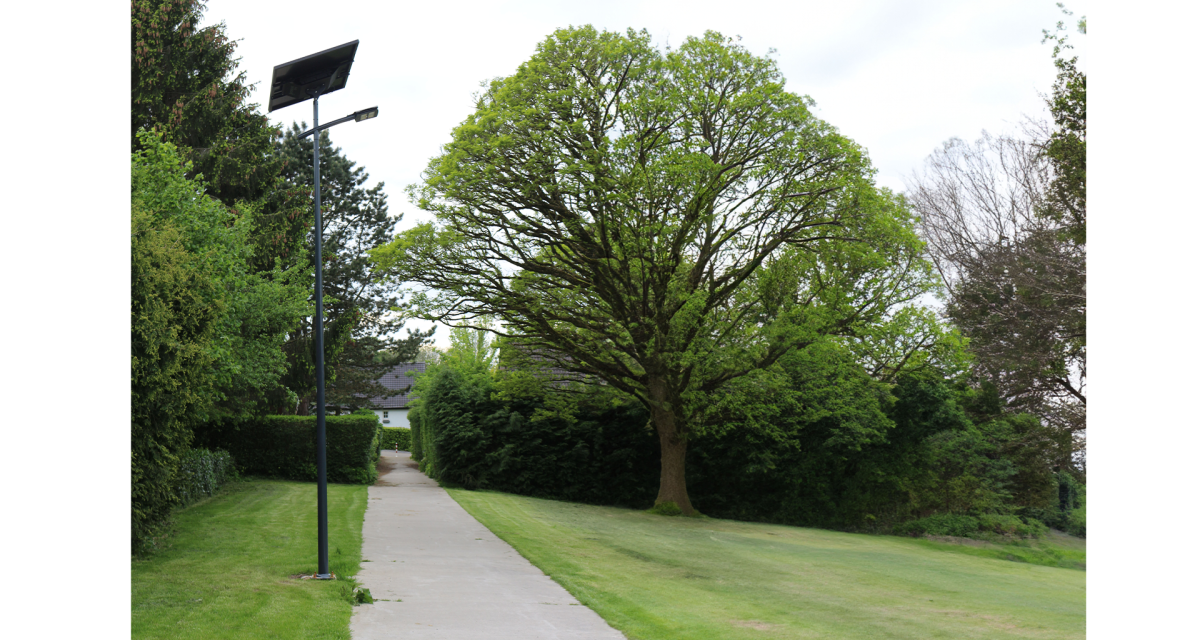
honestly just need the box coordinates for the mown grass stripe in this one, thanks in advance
[449,488,1085,640]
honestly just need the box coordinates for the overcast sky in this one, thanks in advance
[202,0,1082,346]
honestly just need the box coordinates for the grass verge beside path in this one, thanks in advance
[132,479,367,640]
[449,489,1085,640]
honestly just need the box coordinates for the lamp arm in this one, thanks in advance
[298,113,357,139]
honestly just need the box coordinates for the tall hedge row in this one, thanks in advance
[379,427,412,451]
[410,366,659,507]
[411,365,900,523]
[410,344,1079,534]
[194,415,381,484]
[177,448,236,506]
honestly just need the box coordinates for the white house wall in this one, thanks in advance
[373,408,410,430]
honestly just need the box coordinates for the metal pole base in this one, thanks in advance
[302,573,336,580]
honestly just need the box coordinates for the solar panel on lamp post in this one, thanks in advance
[268,40,379,581]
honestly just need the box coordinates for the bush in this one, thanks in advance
[379,427,412,452]
[131,202,222,554]
[895,513,1047,539]
[176,448,236,505]
[1066,505,1086,538]
[1070,487,1089,535]
[894,514,981,538]
[410,364,658,506]
[1023,471,1086,537]
[194,415,381,484]
[1018,517,1050,538]
[409,405,425,462]
[684,357,958,531]
[977,514,1047,538]
[408,346,1071,535]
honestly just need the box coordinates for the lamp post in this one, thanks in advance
[268,40,378,580]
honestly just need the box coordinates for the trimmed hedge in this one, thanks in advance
[411,366,660,507]
[410,354,948,525]
[194,415,381,484]
[177,448,235,505]
[410,351,1076,536]
[379,427,412,451]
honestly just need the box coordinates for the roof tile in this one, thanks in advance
[367,362,427,409]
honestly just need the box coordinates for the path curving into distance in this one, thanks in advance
[350,450,626,639]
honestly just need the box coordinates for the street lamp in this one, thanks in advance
[297,107,380,139]
[268,40,379,580]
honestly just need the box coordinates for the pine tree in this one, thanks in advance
[132,1,313,420]
[275,124,433,413]
[131,0,310,274]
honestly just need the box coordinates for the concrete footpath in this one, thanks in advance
[349,450,627,639]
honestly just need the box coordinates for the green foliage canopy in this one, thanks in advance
[133,0,277,205]
[374,27,936,513]
[131,199,221,551]
[1042,5,1086,246]
[132,131,310,420]
[132,0,310,276]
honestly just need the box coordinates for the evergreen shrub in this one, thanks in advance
[1023,471,1087,537]
[379,427,412,451]
[977,514,1048,538]
[176,448,236,505]
[194,415,381,484]
[411,354,995,524]
[894,514,982,538]
[410,346,1075,535]
[1066,505,1086,538]
[895,513,1047,539]
[413,365,658,506]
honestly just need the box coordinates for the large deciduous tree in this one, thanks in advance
[373,27,933,514]
[907,11,1086,442]
[1042,7,1086,246]
[908,133,1085,435]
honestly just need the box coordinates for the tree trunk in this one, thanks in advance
[296,392,313,416]
[648,379,695,515]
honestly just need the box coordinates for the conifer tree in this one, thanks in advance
[275,125,434,413]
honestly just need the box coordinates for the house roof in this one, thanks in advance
[500,344,600,387]
[368,362,427,409]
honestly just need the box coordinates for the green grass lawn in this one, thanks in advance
[909,529,1086,571]
[132,479,367,639]
[449,489,1085,640]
